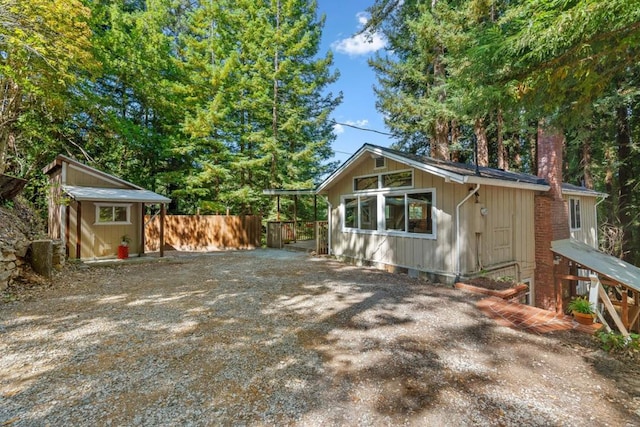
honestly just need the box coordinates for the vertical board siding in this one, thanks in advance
[145,215,261,251]
[66,165,129,188]
[326,159,544,281]
[566,195,598,248]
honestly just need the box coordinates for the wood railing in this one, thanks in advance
[266,220,329,255]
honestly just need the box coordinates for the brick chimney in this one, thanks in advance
[534,124,570,312]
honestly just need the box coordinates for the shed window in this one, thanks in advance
[570,198,581,230]
[95,204,131,224]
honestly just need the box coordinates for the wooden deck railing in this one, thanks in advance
[266,220,329,255]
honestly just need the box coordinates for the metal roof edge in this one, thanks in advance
[464,176,551,192]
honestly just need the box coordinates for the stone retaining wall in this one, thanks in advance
[0,239,65,291]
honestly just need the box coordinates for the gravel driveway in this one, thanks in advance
[1,249,639,426]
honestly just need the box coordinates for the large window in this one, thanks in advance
[354,176,378,191]
[95,203,131,224]
[569,198,581,230]
[342,190,435,238]
[353,170,413,192]
[359,196,378,230]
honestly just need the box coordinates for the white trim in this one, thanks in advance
[464,176,549,192]
[317,144,552,193]
[340,188,436,240]
[94,203,132,225]
[456,184,480,277]
[61,162,67,185]
[569,197,582,231]
[353,169,414,192]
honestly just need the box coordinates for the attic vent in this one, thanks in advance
[374,156,386,169]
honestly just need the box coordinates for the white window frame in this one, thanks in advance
[94,203,132,225]
[569,198,581,230]
[341,187,436,240]
[353,169,414,193]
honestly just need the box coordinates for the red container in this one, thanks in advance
[117,245,129,259]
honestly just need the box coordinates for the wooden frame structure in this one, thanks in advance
[552,239,640,336]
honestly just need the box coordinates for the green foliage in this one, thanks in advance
[567,296,595,315]
[597,331,640,356]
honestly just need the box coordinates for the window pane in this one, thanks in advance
[354,176,378,191]
[359,196,378,230]
[572,199,581,229]
[114,206,128,222]
[345,198,358,228]
[385,195,405,231]
[408,193,432,234]
[383,171,412,188]
[98,206,113,223]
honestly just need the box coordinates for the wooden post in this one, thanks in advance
[160,203,165,258]
[76,201,82,259]
[65,203,70,257]
[140,203,145,257]
[277,195,280,221]
[314,194,318,240]
[293,195,297,243]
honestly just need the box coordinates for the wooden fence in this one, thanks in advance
[145,215,261,252]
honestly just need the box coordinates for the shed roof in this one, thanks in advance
[63,185,170,204]
[551,239,640,292]
[317,144,606,197]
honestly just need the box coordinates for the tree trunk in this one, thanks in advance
[0,77,22,175]
[580,138,593,189]
[496,109,507,170]
[617,105,633,261]
[474,117,489,167]
[450,120,460,162]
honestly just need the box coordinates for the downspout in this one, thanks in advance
[456,184,481,281]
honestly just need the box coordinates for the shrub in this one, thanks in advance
[597,331,640,356]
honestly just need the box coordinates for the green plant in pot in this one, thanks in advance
[567,296,595,325]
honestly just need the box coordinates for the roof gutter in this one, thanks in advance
[456,183,480,280]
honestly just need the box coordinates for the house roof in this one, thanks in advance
[316,144,606,197]
[63,186,171,204]
[551,239,640,292]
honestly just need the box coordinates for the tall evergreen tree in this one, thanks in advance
[178,0,340,215]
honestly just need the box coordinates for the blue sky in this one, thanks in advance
[316,1,394,164]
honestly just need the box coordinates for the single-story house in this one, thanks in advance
[316,143,606,309]
[43,155,170,260]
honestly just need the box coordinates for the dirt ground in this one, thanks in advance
[1,249,640,426]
